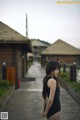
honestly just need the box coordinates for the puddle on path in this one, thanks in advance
[17,88,42,92]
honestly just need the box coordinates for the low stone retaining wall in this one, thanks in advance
[59,79,80,105]
[0,86,15,112]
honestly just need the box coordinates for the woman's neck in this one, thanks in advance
[47,75,54,78]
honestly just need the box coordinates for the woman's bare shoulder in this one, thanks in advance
[47,78,56,87]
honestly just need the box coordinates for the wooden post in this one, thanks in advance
[63,64,66,73]
[2,62,6,80]
[70,65,76,81]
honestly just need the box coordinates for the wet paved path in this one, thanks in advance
[4,62,80,120]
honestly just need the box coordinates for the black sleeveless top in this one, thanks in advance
[46,76,61,118]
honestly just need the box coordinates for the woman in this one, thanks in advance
[42,60,61,120]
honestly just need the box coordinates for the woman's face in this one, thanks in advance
[52,68,59,77]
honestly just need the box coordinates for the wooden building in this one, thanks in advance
[0,21,32,88]
[31,39,50,60]
[41,39,80,66]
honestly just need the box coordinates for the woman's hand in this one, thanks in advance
[42,111,47,117]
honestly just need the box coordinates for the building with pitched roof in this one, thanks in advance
[0,21,32,88]
[31,39,50,60]
[41,39,80,66]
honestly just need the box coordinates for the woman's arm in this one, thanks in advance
[42,99,46,116]
[45,79,56,115]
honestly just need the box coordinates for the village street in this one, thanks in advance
[4,61,80,120]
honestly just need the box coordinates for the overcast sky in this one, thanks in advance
[0,0,80,48]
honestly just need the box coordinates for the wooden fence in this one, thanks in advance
[61,64,80,82]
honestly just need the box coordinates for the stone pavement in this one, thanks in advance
[3,62,80,120]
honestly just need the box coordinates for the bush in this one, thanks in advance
[68,81,80,91]
[0,80,12,97]
[59,72,80,91]
[59,72,70,81]
[0,80,11,88]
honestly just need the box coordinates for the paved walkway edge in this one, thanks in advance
[0,86,15,112]
[59,79,80,105]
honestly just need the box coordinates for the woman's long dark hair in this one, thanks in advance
[42,60,60,100]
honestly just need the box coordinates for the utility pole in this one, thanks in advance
[26,14,28,38]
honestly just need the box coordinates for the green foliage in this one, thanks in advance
[0,80,12,97]
[0,80,12,87]
[27,60,33,70]
[68,81,80,92]
[0,67,2,79]
[59,72,80,91]
[59,72,70,80]
[0,87,9,97]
